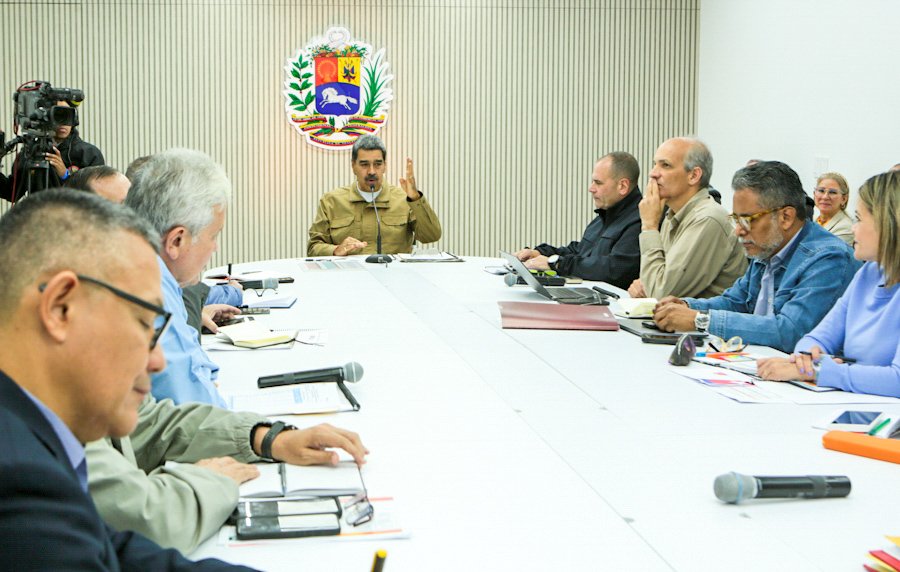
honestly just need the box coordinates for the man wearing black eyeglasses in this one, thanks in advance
[653,161,860,352]
[0,190,257,570]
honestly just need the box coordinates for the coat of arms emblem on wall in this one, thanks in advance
[284,27,394,150]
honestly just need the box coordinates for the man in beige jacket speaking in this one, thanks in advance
[307,134,442,257]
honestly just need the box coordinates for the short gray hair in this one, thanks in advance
[683,139,713,189]
[732,161,807,218]
[126,148,231,237]
[351,135,387,163]
[603,152,640,191]
[0,189,160,315]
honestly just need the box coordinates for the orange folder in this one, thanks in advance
[497,301,619,331]
[822,430,900,464]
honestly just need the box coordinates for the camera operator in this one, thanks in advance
[1,100,105,203]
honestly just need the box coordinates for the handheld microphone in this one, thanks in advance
[257,361,364,389]
[713,472,851,504]
[365,184,392,264]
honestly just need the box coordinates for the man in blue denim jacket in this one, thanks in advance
[653,161,859,352]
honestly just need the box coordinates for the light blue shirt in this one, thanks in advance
[206,283,243,307]
[796,262,900,398]
[753,229,802,316]
[22,387,87,492]
[152,257,226,407]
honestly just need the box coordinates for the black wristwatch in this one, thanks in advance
[255,421,297,461]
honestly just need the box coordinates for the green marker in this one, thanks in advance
[868,417,891,436]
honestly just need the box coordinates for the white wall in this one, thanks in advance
[698,0,900,211]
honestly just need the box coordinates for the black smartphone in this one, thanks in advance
[641,332,707,345]
[641,320,660,330]
[214,316,253,327]
[239,307,271,315]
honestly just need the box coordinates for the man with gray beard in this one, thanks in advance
[652,161,860,352]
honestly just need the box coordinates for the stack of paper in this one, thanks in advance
[228,382,356,415]
[674,364,756,387]
[243,296,297,309]
[299,259,363,271]
[396,251,462,262]
[217,322,295,349]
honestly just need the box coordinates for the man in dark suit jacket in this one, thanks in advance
[514,152,643,289]
[0,189,256,571]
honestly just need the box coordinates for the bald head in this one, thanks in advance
[650,137,713,210]
[68,166,131,203]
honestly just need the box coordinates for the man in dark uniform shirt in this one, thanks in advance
[515,151,643,289]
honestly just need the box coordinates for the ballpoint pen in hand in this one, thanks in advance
[798,350,857,364]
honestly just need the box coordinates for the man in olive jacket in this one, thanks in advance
[87,395,368,553]
[307,134,442,256]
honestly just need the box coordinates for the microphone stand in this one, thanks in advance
[365,183,393,264]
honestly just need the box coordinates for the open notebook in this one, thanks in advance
[239,461,364,499]
[216,322,295,349]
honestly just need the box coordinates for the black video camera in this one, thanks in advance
[2,81,85,195]
[13,80,84,136]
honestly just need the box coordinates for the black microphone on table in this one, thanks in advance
[257,361,364,389]
[713,471,851,504]
[365,183,393,264]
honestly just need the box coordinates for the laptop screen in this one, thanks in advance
[498,250,553,297]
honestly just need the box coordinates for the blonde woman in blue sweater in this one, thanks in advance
[758,170,900,397]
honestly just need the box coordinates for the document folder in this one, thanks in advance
[822,430,900,464]
[498,301,619,331]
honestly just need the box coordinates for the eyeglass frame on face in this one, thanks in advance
[728,206,787,232]
[39,274,172,350]
[813,187,844,198]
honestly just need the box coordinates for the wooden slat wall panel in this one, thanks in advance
[0,0,698,265]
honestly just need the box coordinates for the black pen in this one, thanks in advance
[592,285,620,299]
[798,350,857,364]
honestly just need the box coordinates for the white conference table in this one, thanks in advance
[190,256,900,571]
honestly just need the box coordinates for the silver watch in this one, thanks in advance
[694,312,710,332]
[547,254,560,270]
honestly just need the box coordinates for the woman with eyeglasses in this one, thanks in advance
[813,172,854,246]
[758,171,900,397]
